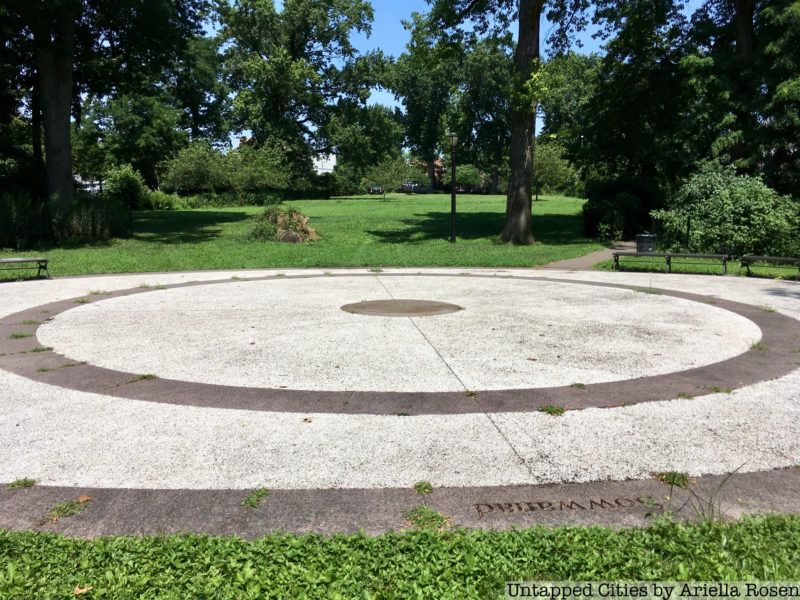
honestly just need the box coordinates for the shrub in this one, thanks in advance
[582,176,664,240]
[652,161,800,256]
[159,141,229,195]
[145,190,184,211]
[443,164,484,191]
[226,142,293,195]
[104,164,149,209]
[533,142,582,197]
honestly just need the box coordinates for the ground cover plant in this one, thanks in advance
[1,516,799,597]
[0,195,601,278]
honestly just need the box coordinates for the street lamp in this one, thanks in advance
[448,132,458,243]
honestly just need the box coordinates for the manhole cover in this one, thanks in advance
[341,299,464,317]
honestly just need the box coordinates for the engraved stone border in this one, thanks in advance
[1,468,798,536]
[1,273,799,415]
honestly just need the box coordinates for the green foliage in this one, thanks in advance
[6,478,36,489]
[444,36,514,192]
[241,488,270,509]
[404,505,449,530]
[225,142,293,196]
[413,481,434,495]
[104,95,188,188]
[582,176,664,239]
[655,471,691,489]
[2,516,800,596]
[159,141,229,195]
[533,141,582,197]
[219,0,376,171]
[652,162,800,256]
[390,13,463,185]
[146,191,184,211]
[104,165,149,210]
[538,404,566,416]
[443,164,483,190]
[162,140,294,202]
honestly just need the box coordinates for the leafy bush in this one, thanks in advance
[145,190,185,211]
[443,164,484,190]
[226,142,292,195]
[159,141,229,195]
[652,161,800,256]
[533,142,582,197]
[104,164,149,209]
[583,176,664,240]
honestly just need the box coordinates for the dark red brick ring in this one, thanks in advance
[1,273,799,416]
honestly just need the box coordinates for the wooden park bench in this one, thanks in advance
[0,257,49,278]
[740,255,800,279]
[613,252,729,275]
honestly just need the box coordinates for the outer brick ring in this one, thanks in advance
[1,273,799,415]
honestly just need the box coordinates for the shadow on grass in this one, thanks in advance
[366,211,591,245]
[132,210,250,244]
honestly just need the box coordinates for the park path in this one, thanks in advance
[537,241,635,271]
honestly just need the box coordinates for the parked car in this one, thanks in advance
[367,185,384,195]
[401,181,422,193]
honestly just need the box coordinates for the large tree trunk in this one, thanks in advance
[734,0,756,61]
[500,0,542,244]
[427,159,436,191]
[33,10,75,218]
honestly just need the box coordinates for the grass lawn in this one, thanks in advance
[1,516,799,597]
[0,194,603,278]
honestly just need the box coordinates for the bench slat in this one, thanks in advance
[0,258,48,264]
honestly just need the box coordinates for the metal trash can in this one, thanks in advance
[636,233,657,253]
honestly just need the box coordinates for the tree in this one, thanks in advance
[5,0,207,216]
[326,103,404,186]
[445,35,514,193]
[363,156,416,196]
[537,52,600,168]
[390,13,463,190]
[428,0,589,244]
[584,0,691,183]
[218,0,376,173]
[168,36,230,144]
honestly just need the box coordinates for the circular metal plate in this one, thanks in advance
[340,299,464,317]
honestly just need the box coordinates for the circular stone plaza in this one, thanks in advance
[0,268,798,536]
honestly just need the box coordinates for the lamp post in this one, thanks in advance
[448,132,458,243]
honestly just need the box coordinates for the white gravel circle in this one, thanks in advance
[37,275,761,392]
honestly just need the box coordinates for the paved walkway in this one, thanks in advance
[0,268,797,536]
[537,241,635,270]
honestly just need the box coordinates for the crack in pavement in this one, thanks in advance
[374,275,538,479]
